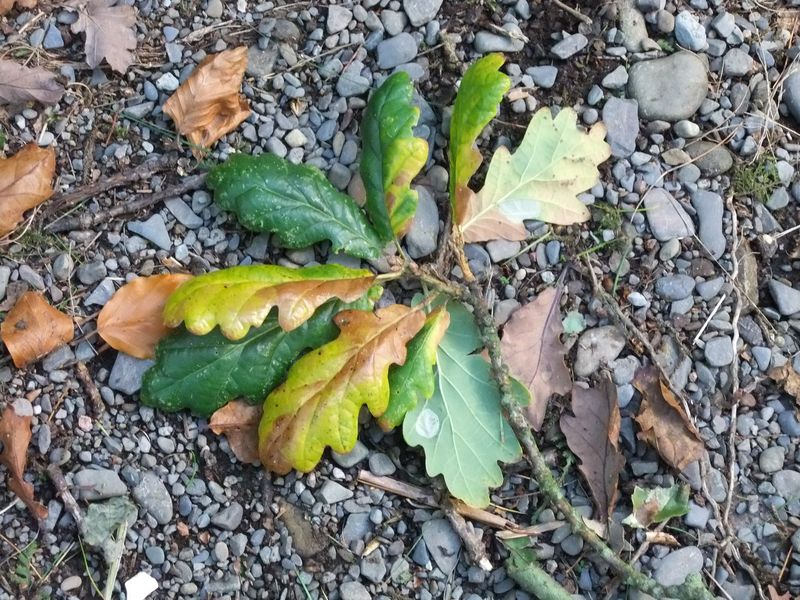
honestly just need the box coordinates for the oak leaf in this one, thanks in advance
[1,291,73,368]
[68,0,137,74]
[163,47,251,155]
[501,286,571,430]
[0,400,48,519]
[209,400,262,465]
[164,264,375,340]
[0,60,65,106]
[258,304,425,474]
[632,366,705,471]
[0,143,56,237]
[97,273,193,359]
[560,378,625,523]
[0,0,37,15]
[769,363,800,405]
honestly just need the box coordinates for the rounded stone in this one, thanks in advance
[628,52,709,121]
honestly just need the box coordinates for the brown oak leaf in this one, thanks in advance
[209,400,262,465]
[633,366,705,471]
[163,47,251,156]
[0,60,64,106]
[1,291,74,368]
[767,584,792,600]
[69,0,137,73]
[769,363,800,405]
[560,377,625,522]
[501,286,571,430]
[0,400,48,519]
[0,143,56,237]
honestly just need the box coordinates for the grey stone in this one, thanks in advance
[43,23,64,49]
[704,336,734,367]
[722,48,754,77]
[128,215,171,250]
[246,47,278,78]
[602,97,639,157]
[360,549,387,583]
[602,65,629,89]
[53,253,74,281]
[368,453,396,476]
[317,480,353,503]
[783,70,800,124]
[692,190,724,259]
[165,198,203,228]
[529,66,558,88]
[619,0,648,52]
[85,278,116,307]
[133,471,173,525]
[486,239,520,263]
[674,11,707,51]
[773,470,800,501]
[551,33,588,59]
[674,120,701,138]
[560,534,584,556]
[342,512,372,545]
[628,52,708,121]
[340,581,371,600]
[643,188,695,241]
[73,468,127,501]
[331,440,369,468]
[574,326,626,377]
[18,265,44,289]
[406,186,439,259]
[684,502,709,529]
[326,5,352,34]
[656,274,695,301]
[474,26,525,53]
[653,546,703,586]
[377,33,418,69]
[493,299,519,326]
[759,447,785,474]
[42,345,75,371]
[108,352,155,395]
[768,279,800,316]
[206,0,223,18]
[0,266,9,301]
[752,346,772,371]
[767,187,791,211]
[211,502,244,531]
[145,546,165,565]
[684,141,733,176]
[779,411,800,436]
[77,260,107,285]
[421,518,461,574]
[404,0,442,26]
[155,72,180,91]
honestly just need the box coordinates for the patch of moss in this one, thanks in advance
[732,156,781,203]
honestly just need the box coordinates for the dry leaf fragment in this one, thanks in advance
[0,143,56,237]
[644,531,679,546]
[769,363,800,405]
[68,0,137,74]
[767,585,792,600]
[97,273,193,359]
[163,47,251,156]
[0,60,65,106]
[501,286,572,430]
[1,291,74,368]
[633,366,705,471]
[560,378,625,523]
[0,400,48,519]
[209,400,262,465]
[0,0,37,15]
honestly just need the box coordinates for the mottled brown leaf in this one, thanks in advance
[69,0,137,73]
[0,0,37,15]
[767,585,792,600]
[769,363,800,405]
[0,60,64,106]
[97,273,193,359]
[0,401,47,519]
[163,47,251,156]
[209,400,262,465]
[1,292,74,368]
[633,366,705,471]
[560,377,624,522]
[501,286,571,430]
[0,143,56,237]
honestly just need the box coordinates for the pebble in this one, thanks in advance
[685,141,733,176]
[156,72,180,91]
[360,549,387,583]
[77,260,107,285]
[759,447,786,474]
[128,214,172,250]
[674,11,707,51]
[529,66,558,88]
[551,33,588,59]
[133,471,174,525]
[574,326,627,377]
[73,468,127,501]
[627,52,708,121]
[405,187,439,259]
[317,480,353,503]
[340,581,371,600]
[783,70,800,123]
[768,279,800,316]
[145,546,166,565]
[403,0,442,26]
[60,576,82,592]
[722,48,754,77]
[602,65,629,90]
[653,546,704,586]
[602,97,639,157]
[108,353,155,395]
[331,440,369,468]
[655,274,696,301]
[211,502,244,531]
[53,253,74,281]
[165,198,203,228]
[691,190,725,259]
[421,519,461,574]
[377,33,418,69]
[773,470,800,500]
[327,5,352,34]
[474,27,524,53]
[703,336,734,367]
[643,188,695,241]
[368,453,396,476]
[206,0,223,18]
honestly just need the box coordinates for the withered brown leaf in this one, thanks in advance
[0,400,48,519]
[633,366,705,471]
[163,47,251,156]
[209,400,262,465]
[0,60,64,106]
[769,363,800,405]
[1,291,74,368]
[501,286,572,430]
[0,143,56,237]
[69,0,137,74]
[0,0,37,16]
[560,377,625,523]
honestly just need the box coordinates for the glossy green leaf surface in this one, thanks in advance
[622,484,690,529]
[360,71,428,239]
[208,153,384,258]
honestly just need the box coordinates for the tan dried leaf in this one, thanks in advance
[633,366,705,471]
[501,286,571,430]
[0,0,37,16]
[0,60,65,106]
[1,292,74,368]
[209,400,262,465]
[644,531,679,546]
[163,47,251,156]
[769,363,800,405]
[0,143,56,237]
[97,273,193,359]
[560,378,625,522]
[0,401,48,519]
[767,585,792,600]
[69,0,137,73]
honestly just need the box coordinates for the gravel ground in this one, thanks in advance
[1,0,800,599]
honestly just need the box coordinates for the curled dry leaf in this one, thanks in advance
[0,60,65,106]
[1,291,74,368]
[0,400,48,519]
[209,400,262,465]
[768,363,800,405]
[0,0,37,15]
[560,378,625,523]
[163,47,251,156]
[0,143,56,237]
[68,0,137,73]
[501,286,571,430]
[97,273,193,359]
[632,366,705,471]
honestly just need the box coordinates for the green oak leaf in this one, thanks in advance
[403,301,521,507]
[360,71,429,240]
[449,53,511,214]
[207,153,384,259]
[622,484,690,529]
[379,308,450,430]
[141,299,370,417]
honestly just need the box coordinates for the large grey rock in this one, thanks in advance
[405,186,439,259]
[768,279,800,316]
[73,469,127,501]
[403,0,443,26]
[653,546,703,586]
[133,471,173,525]
[722,48,754,77]
[691,190,724,258]
[685,141,733,176]
[643,188,695,241]
[421,519,461,574]
[574,326,626,377]
[628,52,708,121]
[108,352,155,395]
[602,97,639,157]
[674,11,707,51]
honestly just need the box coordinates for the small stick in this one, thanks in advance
[443,497,492,571]
[551,0,593,25]
[46,464,83,528]
[76,361,104,416]
[692,293,728,346]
